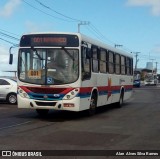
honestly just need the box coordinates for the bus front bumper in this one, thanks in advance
[17,95,80,112]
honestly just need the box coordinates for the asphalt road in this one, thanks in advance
[0,86,160,158]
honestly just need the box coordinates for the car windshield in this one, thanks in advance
[18,48,79,85]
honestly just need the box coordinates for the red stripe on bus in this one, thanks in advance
[19,85,133,94]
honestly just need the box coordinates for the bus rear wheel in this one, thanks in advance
[36,109,49,117]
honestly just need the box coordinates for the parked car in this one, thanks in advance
[133,79,141,87]
[0,78,17,104]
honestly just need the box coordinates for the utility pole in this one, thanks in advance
[155,62,158,74]
[131,52,140,70]
[78,21,90,33]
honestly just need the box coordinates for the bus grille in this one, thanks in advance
[35,101,56,106]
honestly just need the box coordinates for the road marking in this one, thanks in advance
[0,121,32,130]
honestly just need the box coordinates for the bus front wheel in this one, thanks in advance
[88,93,97,116]
[117,92,124,108]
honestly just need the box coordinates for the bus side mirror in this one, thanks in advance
[9,46,14,65]
[9,53,13,65]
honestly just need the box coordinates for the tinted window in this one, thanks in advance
[100,50,107,73]
[121,56,126,75]
[92,48,99,73]
[115,54,120,74]
[0,80,10,85]
[82,46,91,80]
[108,51,114,74]
[126,57,132,75]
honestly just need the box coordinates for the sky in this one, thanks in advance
[0,0,160,76]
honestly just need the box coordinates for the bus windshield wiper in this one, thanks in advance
[61,47,74,60]
[31,47,43,60]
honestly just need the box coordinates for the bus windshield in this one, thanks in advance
[145,74,154,81]
[18,48,79,85]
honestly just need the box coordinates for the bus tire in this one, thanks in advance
[36,109,49,117]
[87,93,97,116]
[117,91,124,108]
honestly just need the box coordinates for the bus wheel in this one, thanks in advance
[36,109,49,117]
[88,93,97,116]
[117,92,124,108]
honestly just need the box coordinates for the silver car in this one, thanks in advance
[0,78,17,104]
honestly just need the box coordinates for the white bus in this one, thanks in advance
[9,32,133,116]
[144,73,157,85]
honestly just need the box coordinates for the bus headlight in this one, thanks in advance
[63,88,79,100]
[18,87,30,98]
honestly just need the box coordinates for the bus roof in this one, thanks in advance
[79,33,132,58]
[21,32,133,58]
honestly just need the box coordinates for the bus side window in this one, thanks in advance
[92,47,99,73]
[108,51,114,74]
[100,49,107,73]
[126,57,132,75]
[115,53,120,74]
[81,46,91,80]
[121,56,125,75]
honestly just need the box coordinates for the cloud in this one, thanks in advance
[0,0,21,18]
[126,0,160,16]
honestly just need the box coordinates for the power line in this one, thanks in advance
[85,25,105,42]
[22,0,137,54]
[89,24,115,45]
[85,25,116,47]
[0,37,18,46]
[23,0,116,46]
[0,28,20,37]
[88,24,134,53]
[35,0,83,22]
[34,0,122,48]
[122,46,133,53]
[0,29,20,45]
[22,0,126,50]
[27,0,118,47]
[0,31,20,41]
[22,0,75,22]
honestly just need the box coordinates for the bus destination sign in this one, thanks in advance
[31,37,67,46]
[20,34,79,47]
